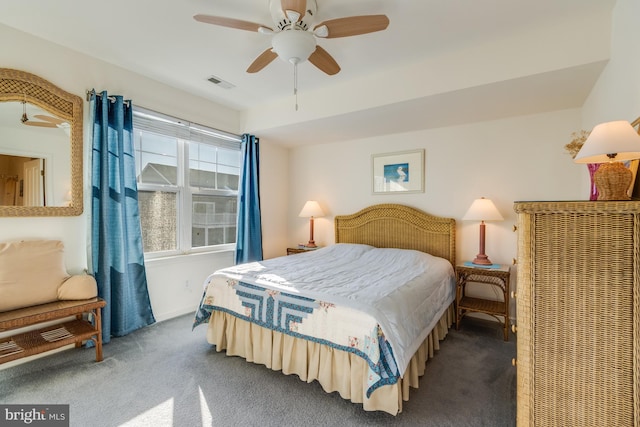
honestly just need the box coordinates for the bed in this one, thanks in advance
[193,204,456,415]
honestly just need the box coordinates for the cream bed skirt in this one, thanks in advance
[206,304,454,415]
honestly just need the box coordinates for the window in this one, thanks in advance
[133,107,241,257]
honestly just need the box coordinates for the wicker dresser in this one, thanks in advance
[513,201,639,427]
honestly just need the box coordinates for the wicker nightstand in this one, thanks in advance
[455,263,510,341]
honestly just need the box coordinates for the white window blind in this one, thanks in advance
[133,106,241,151]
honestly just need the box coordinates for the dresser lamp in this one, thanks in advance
[298,201,324,248]
[463,197,504,265]
[574,120,640,201]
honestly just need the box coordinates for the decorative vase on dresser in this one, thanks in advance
[513,201,639,427]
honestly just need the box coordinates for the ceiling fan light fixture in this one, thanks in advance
[272,30,316,64]
[194,0,389,77]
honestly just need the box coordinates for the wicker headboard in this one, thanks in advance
[334,204,456,266]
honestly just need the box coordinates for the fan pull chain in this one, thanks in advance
[293,62,299,111]
[21,93,29,123]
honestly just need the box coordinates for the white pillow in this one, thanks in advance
[0,240,69,312]
[58,275,98,300]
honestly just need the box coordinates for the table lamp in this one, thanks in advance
[298,200,324,248]
[574,120,640,200]
[463,197,504,265]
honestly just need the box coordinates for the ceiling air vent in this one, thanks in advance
[207,75,235,89]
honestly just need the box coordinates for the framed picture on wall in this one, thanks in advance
[371,149,424,194]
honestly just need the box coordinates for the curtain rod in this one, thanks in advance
[86,89,131,106]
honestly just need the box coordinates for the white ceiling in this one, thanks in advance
[0,0,617,146]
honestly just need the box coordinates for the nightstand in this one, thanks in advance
[455,263,511,341]
[286,247,320,255]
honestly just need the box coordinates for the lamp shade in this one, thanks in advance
[299,201,324,218]
[462,197,504,222]
[574,120,640,164]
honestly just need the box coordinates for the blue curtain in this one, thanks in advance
[91,91,155,344]
[235,134,263,263]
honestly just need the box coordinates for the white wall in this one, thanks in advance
[258,142,290,259]
[144,251,235,320]
[0,24,259,322]
[287,108,585,320]
[582,0,640,127]
[289,109,585,254]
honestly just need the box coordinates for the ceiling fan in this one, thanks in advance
[20,100,69,131]
[194,0,390,76]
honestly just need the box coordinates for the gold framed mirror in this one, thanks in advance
[0,68,82,216]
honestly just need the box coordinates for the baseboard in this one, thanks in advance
[152,307,196,323]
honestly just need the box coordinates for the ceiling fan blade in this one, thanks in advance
[23,120,58,128]
[247,49,278,73]
[194,14,271,32]
[308,46,341,75]
[314,15,389,38]
[34,114,65,125]
[281,0,307,20]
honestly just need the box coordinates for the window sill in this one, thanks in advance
[144,245,235,264]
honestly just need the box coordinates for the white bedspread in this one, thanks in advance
[198,243,455,375]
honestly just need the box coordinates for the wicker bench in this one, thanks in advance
[0,297,106,365]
